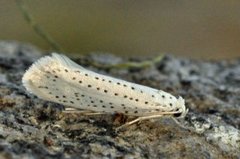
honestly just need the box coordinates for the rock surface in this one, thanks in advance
[0,41,239,159]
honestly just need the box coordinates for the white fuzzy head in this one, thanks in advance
[174,96,188,118]
[153,90,188,118]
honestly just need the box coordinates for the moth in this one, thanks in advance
[22,53,188,128]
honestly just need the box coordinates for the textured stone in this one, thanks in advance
[0,41,239,159]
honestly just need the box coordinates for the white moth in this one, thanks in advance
[22,53,188,127]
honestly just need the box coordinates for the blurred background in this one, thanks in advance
[1,0,240,59]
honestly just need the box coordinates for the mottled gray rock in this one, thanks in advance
[0,41,239,159]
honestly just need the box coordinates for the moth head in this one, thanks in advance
[173,96,188,118]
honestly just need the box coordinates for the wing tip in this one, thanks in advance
[22,54,54,94]
[22,53,84,96]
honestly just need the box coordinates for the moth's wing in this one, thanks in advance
[22,53,172,116]
[22,54,130,113]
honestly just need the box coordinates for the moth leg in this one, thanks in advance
[64,107,78,111]
[63,108,106,115]
[142,110,182,116]
[170,117,189,130]
[63,107,90,113]
[83,112,107,116]
[116,114,163,130]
